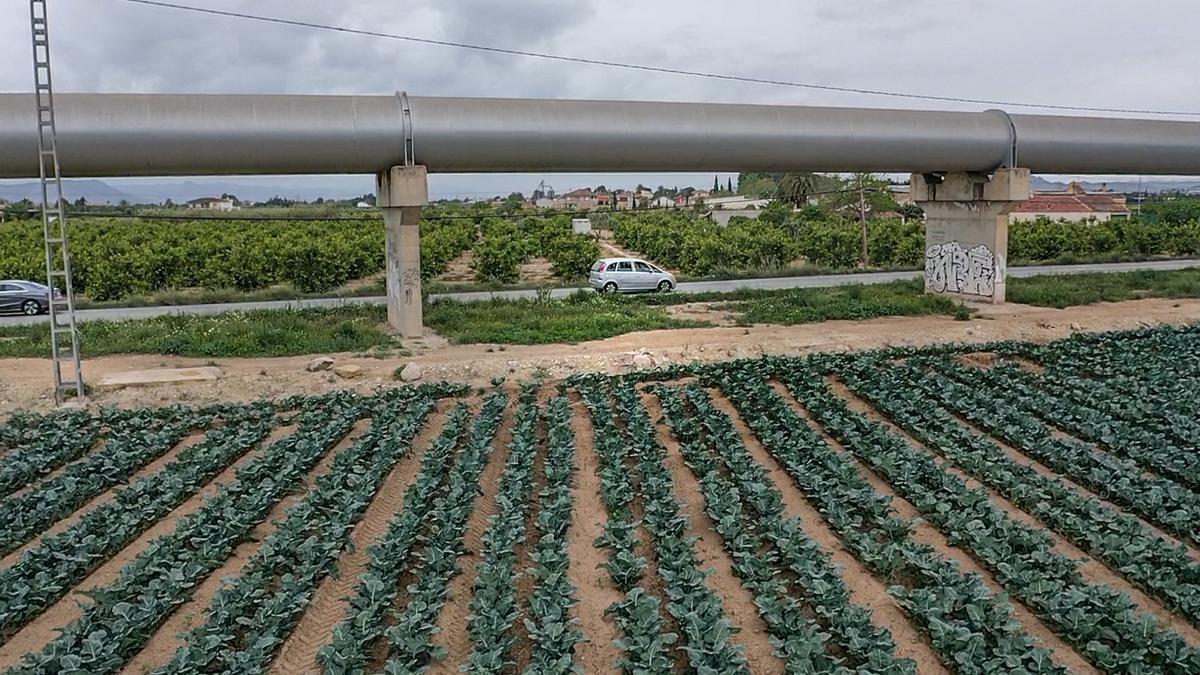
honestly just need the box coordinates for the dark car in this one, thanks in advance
[0,280,57,315]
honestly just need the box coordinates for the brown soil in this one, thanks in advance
[664,302,740,327]
[122,419,372,674]
[563,394,625,673]
[0,424,293,670]
[771,381,1101,675]
[428,406,516,673]
[438,250,476,283]
[270,405,450,674]
[2,299,1198,672]
[0,429,207,569]
[4,298,1197,417]
[947,408,1200,563]
[705,389,950,675]
[640,391,785,675]
[507,410,549,672]
[834,380,1200,644]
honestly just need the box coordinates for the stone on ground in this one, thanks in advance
[335,364,363,379]
[307,356,335,372]
[398,362,423,382]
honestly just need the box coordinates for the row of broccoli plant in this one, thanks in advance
[465,385,542,673]
[652,383,913,673]
[16,390,378,674]
[575,377,676,674]
[0,407,118,499]
[379,389,510,673]
[968,355,1200,493]
[844,356,1200,628]
[156,388,447,674]
[0,404,217,556]
[922,357,1200,548]
[785,357,1200,673]
[610,382,750,674]
[317,403,472,674]
[0,401,278,642]
[1011,326,1200,451]
[521,394,584,673]
[701,360,1066,674]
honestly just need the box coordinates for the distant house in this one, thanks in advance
[186,197,238,212]
[1009,181,1130,223]
[561,188,598,209]
[355,201,372,208]
[611,190,634,210]
[706,195,770,210]
[651,196,676,208]
[571,218,593,234]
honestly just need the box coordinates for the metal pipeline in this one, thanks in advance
[0,92,1198,177]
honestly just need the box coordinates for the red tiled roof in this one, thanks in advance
[1012,193,1128,214]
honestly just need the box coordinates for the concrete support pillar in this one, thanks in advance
[377,165,428,337]
[912,168,1030,304]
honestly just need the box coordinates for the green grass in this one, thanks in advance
[721,279,968,324]
[0,306,395,358]
[1007,268,1200,307]
[424,294,706,345]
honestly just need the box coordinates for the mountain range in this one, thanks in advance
[1,175,1198,205]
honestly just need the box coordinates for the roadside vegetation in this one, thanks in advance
[1007,267,1200,307]
[4,268,1200,357]
[423,293,703,345]
[0,306,395,359]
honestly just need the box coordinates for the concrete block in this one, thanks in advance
[376,165,429,207]
[95,367,221,391]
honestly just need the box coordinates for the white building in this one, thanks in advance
[186,197,238,211]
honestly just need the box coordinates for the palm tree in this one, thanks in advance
[777,172,818,207]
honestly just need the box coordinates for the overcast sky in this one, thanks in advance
[1,0,1199,199]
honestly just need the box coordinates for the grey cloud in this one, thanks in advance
[0,0,1198,196]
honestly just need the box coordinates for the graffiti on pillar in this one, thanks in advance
[924,242,1000,297]
[401,269,421,306]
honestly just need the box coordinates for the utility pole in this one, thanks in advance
[857,173,870,268]
[30,0,85,405]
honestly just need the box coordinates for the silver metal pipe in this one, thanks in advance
[0,92,1198,177]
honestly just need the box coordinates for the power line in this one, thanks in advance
[113,0,1200,118]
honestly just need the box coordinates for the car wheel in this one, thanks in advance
[657,280,673,293]
[21,300,41,316]
[603,282,619,294]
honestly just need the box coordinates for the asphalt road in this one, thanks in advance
[1,258,1197,327]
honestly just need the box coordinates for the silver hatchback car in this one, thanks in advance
[589,258,676,293]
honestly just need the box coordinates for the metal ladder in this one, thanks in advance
[30,0,85,405]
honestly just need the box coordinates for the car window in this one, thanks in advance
[0,284,19,292]
[616,261,632,272]
[634,262,653,273]
[591,261,605,272]
[648,265,663,273]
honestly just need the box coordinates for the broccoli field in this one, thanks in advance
[0,325,1198,674]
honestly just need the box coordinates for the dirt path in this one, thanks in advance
[640,391,784,675]
[4,298,1197,416]
[428,405,516,673]
[768,382,1101,675]
[831,380,1200,645]
[122,419,373,674]
[0,424,292,670]
[269,403,452,674]
[705,388,949,675]
[563,394,624,673]
[0,428,210,570]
